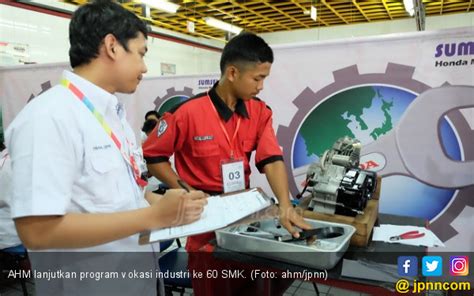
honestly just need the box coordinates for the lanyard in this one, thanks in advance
[208,94,241,159]
[60,78,147,187]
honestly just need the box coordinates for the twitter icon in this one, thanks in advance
[422,256,442,276]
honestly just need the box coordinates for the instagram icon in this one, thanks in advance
[450,256,469,276]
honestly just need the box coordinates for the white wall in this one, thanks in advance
[145,36,221,76]
[260,13,474,45]
[0,4,221,76]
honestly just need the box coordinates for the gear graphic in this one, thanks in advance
[153,87,194,115]
[276,63,474,242]
[28,80,52,102]
[429,110,474,242]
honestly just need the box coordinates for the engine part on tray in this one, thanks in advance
[283,226,345,242]
[240,225,345,245]
[216,218,356,270]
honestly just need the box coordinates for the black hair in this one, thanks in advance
[219,32,274,74]
[141,119,158,135]
[69,0,148,68]
[144,110,160,120]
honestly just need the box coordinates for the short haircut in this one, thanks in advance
[144,110,160,120]
[141,119,158,135]
[219,32,274,74]
[69,0,148,68]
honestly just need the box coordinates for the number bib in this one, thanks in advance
[221,158,245,193]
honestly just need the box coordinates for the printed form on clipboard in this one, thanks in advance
[149,188,272,242]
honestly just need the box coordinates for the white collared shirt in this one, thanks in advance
[6,70,152,252]
[0,149,21,249]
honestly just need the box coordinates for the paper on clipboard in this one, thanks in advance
[148,188,272,243]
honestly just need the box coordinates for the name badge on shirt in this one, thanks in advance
[221,158,245,193]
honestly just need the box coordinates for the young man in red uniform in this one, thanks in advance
[143,32,310,295]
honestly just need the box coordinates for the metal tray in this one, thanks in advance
[215,218,356,270]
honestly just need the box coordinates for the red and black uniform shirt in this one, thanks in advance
[143,83,283,195]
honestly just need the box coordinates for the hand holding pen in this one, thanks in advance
[149,180,207,228]
[177,179,210,197]
[177,179,192,192]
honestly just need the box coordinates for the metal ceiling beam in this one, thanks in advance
[138,15,224,42]
[51,0,474,39]
[437,2,471,10]
[150,11,186,28]
[230,1,292,31]
[331,7,383,14]
[148,12,199,36]
[381,0,393,19]
[148,2,237,38]
[322,0,349,24]
[184,2,269,33]
[262,2,310,29]
[290,0,330,26]
[352,0,371,22]
[149,8,218,37]
[151,2,259,37]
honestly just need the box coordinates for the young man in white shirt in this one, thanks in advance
[5,1,206,295]
[0,147,21,250]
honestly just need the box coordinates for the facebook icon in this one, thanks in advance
[398,256,418,276]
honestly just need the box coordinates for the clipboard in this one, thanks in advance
[139,188,277,245]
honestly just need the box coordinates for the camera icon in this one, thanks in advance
[450,256,469,276]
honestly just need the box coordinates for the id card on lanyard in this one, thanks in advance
[209,95,245,193]
[61,78,148,188]
[221,158,245,193]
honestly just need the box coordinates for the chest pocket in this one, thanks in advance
[191,142,220,158]
[90,149,121,174]
[84,148,127,209]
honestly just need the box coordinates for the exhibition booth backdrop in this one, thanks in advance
[1,27,472,252]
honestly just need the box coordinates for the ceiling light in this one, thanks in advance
[187,21,195,33]
[140,0,179,14]
[403,0,415,16]
[143,5,151,18]
[310,5,317,21]
[204,17,242,35]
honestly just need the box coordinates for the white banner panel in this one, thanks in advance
[266,27,473,252]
